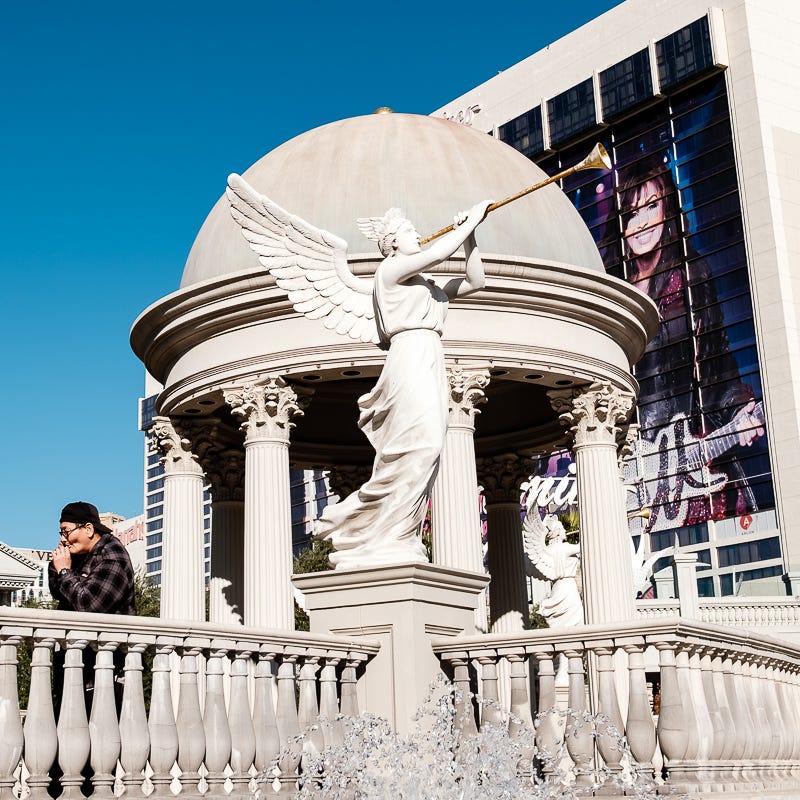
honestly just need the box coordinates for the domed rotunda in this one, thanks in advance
[131,111,657,632]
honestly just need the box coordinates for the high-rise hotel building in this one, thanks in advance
[437,0,800,597]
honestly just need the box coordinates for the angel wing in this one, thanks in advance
[522,506,558,581]
[226,174,380,345]
[630,535,669,597]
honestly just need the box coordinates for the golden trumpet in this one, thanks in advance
[627,507,651,521]
[419,142,611,246]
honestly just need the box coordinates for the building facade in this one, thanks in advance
[437,0,800,597]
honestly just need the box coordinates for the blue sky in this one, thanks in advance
[0,0,621,549]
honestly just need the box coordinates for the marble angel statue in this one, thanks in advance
[227,174,490,570]
[522,508,584,628]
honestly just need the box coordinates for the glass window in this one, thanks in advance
[656,17,715,91]
[146,505,163,519]
[146,560,162,573]
[499,106,545,157]
[146,533,163,546]
[600,49,653,120]
[547,78,596,146]
[717,537,781,568]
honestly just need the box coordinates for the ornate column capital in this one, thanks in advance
[326,465,372,500]
[223,376,310,444]
[548,381,635,449]
[476,453,532,505]
[150,416,204,476]
[446,365,490,430]
[205,447,245,502]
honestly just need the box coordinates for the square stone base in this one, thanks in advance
[293,562,489,734]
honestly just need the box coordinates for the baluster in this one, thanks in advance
[253,649,280,785]
[275,655,301,796]
[22,635,59,800]
[476,654,503,729]
[731,656,758,789]
[57,636,93,799]
[623,643,656,781]
[505,652,534,779]
[761,661,785,783]
[339,656,361,717]
[655,642,690,791]
[449,655,477,742]
[176,640,207,797]
[711,653,736,788]
[673,646,700,765]
[204,641,233,797]
[0,634,24,800]
[148,639,179,798]
[778,665,800,782]
[318,657,343,749]
[747,659,770,784]
[119,637,153,797]
[699,649,724,787]
[592,645,624,791]
[89,636,123,799]
[297,655,324,764]
[532,649,561,775]
[687,648,714,789]
[228,647,256,799]
[562,649,593,788]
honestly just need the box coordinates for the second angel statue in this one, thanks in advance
[228,174,490,570]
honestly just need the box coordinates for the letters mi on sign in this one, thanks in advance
[523,463,578,512]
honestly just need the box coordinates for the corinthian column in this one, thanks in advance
[477,454,532,633]
[224,377,307,629]
[432,366,489,571]
[549,381,636,624]
[150,417,206,621]
[205,447,245,625]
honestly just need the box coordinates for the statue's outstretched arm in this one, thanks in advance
[442,230,485,299]
[381,200,490,286]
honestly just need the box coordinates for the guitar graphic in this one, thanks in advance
[622,401,765,534]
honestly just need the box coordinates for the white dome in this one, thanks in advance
[181,112,604,288]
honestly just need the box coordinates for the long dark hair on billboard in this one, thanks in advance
[616,154,765,530]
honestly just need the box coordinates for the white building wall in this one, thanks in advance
[436,0,800,592]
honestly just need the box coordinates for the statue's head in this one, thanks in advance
[357,208,419,256]
[544,514,567,543]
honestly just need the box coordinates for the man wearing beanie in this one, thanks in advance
[49,501,136,615]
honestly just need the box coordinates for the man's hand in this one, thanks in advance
[52,543,72,572]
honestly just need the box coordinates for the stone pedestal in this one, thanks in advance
[293,563,489,735]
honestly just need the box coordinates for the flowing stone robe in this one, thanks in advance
[314,269,449,569]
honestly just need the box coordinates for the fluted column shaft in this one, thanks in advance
[209,500,245,625]
[151,417,205,621]
[225,377,306,629]
[550,382,636,624]
[432,366,488,572]
[479,455,531,633]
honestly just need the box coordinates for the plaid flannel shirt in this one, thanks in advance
[48,533,136,615]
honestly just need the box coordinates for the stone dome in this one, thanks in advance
[181,112,604,288]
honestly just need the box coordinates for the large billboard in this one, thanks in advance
[531,72,774,551]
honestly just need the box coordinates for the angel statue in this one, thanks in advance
[522,509,584,629]
[227,174,490,570]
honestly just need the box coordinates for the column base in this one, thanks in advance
[293,562,489,735]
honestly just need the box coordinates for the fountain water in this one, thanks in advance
[260,677,661,800]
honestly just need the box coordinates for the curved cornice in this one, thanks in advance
[131,254,658,389]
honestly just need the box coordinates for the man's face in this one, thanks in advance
[59,522,99,555]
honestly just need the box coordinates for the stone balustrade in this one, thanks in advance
[636,597,800,634]
[0,607,378,799]
[433,618,800,796]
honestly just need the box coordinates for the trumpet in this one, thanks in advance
[419,142,611,246]
[627,507,651,521]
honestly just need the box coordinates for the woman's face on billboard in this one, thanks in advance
[624,180,665,257]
